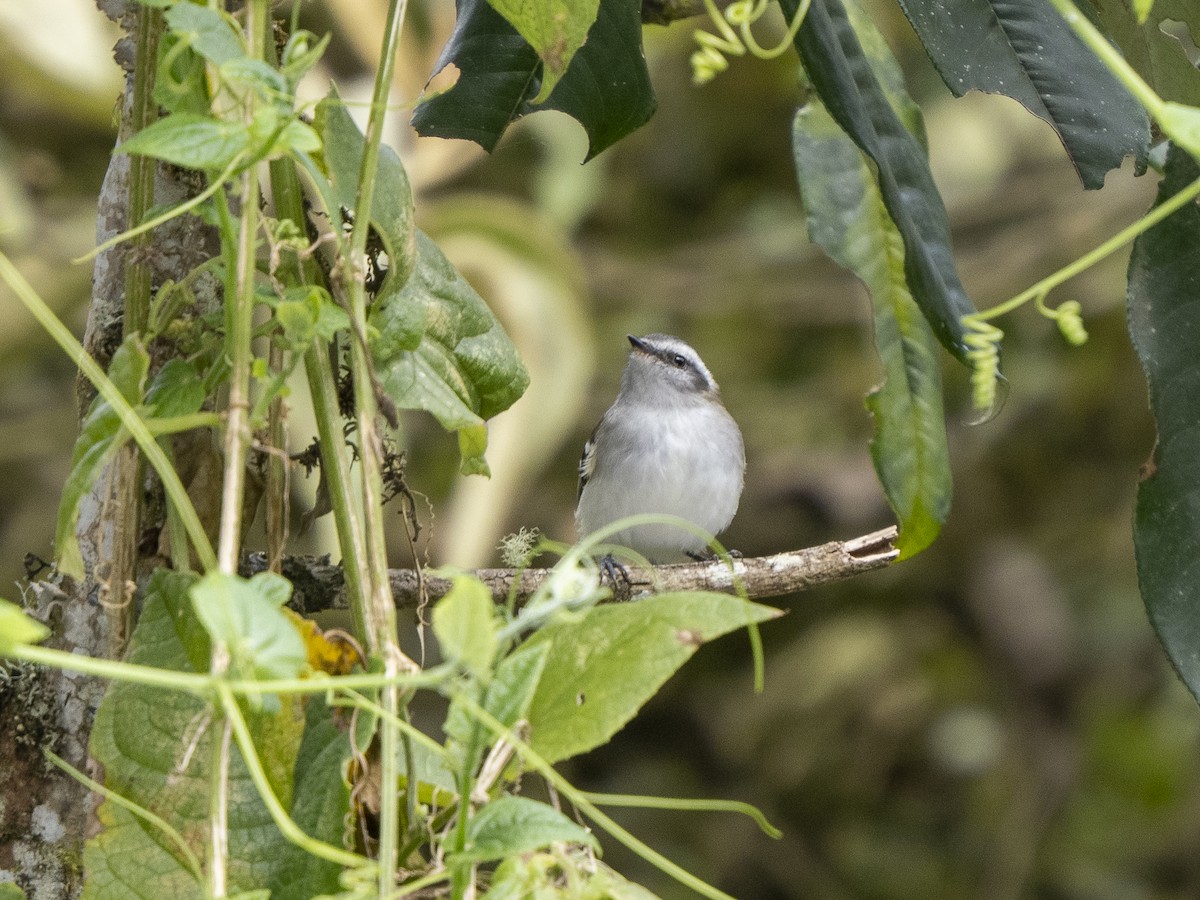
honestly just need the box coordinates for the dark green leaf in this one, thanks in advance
[793,102,950,559]
[265,697,350,899]
[895,0,1149,189]
[190,571,307,688]
[369,231,530,474]
[315,90,416,286]
[455,796,597,864]
[1128,145,1200,703]
[413,0,655,160]
[524,593,781,763]
[117,113,250,171]
[1096,0,1200,108]
[783,0,978,363]
[145,359,206,418]
[90,570,301,895]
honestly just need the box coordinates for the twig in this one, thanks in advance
[249,526,899,613]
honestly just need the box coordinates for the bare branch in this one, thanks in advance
[262,526,899,614]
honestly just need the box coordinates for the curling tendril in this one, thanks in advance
[692,0,812,85]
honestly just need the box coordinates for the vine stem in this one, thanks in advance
[0,252,216,571]
[341,0,417,891]
[965,174,1200,326]
[216,0,268,576]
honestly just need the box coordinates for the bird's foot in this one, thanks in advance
[599,554,634,602]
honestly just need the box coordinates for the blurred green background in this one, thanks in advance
[2,0,1197,896]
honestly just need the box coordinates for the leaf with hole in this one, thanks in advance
[523,592,781,763]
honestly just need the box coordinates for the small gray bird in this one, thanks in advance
[575,333,745,563]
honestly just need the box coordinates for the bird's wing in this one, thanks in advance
[577,419,602,500]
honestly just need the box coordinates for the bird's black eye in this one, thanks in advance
[672,354,688,368]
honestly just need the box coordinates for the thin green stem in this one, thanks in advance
[218,683,371,868]
[579,791,782,839]
[207,714,232,897]
[457,695,737,900]
[147,412,224,436]
[343,0,415,892]
[46,748,205,880]
[967,175,1200,326]
[0,252,216,571]
[124,3,162,337]
[1045,0,1165,119]
[215,0,268,576]
[74,154,248,265]
[388,867,451,898]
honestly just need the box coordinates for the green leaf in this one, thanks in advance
[793,102,950,559]
[55,337,150,578]
[1134,0,1155,20]
[486,0,601,102]
[783,0,979,363]
[370,230,530,474]
[190,571,307,687]
[90,569,301,896]
[145,359,206,418]
[485,855,658,899]
[413,0,655,160]
[1128,145,1200,703]
[1095,0,1200,108]
[446,641,550,751]
[117,113,250,171]
[894,0,1149,189]
[82,802,202,900]
[524,593,781,763]
[432,575,498,676]
[265,697,350,899]
[0,598,49,651]
[164,2,244,66]
[455,796,598,864]
[314,89,416,287]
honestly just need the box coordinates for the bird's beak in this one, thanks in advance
[627,334,648,352]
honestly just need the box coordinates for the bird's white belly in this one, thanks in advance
[577,405,743,562]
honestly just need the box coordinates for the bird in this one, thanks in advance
[575,333,745,564]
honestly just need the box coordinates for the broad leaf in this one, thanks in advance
[190,571,307,687]
[265,697,351,899]
[314,90,417,287]
[431,575,498,676]
[783,0,978,363]
[895,0,1149,189]
[369,230,530,475]
[82,802,201,900]
[89,570,302,895]
[793,102,950,559]
[523,593,781,763]
[1128,145,1200,703]
[486,0,601,102]
[412,0,655,160]
[454,796,597,864]
[117,113,250,171]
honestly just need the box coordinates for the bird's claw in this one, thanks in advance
[599,554,634,602]
[685,548,743,562]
